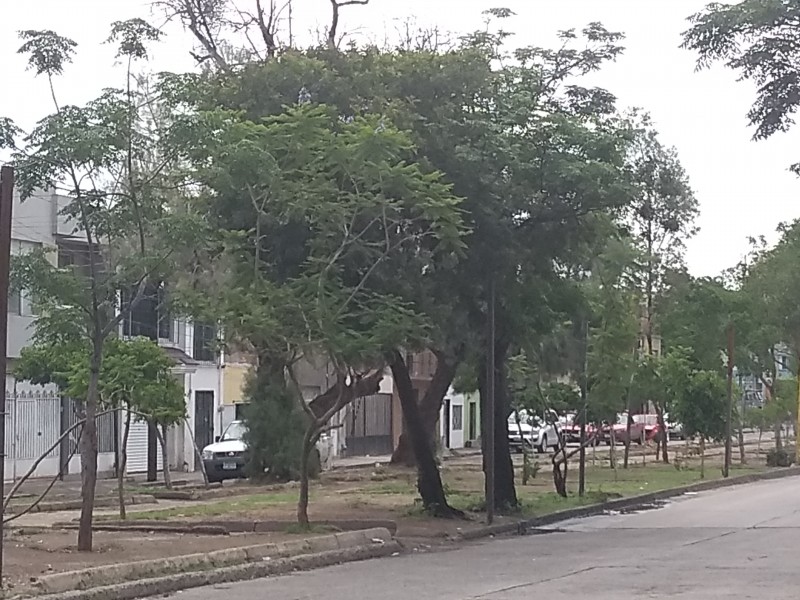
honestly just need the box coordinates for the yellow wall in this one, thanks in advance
[222,364,251,405]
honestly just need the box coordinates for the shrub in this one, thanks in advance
[242,363,319,481]
[766,446,795,468]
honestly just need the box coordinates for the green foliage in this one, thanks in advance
[241,364,312,482]
[17,29,77,77]
[14,337,185,426]
[672,368,728,442]
[682,0,800,156]
[660,273,734,372]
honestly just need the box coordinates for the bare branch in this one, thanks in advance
[328,0,369,50]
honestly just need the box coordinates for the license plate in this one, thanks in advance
[222,462,237,470]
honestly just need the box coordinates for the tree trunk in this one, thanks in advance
[757,428,763,457]
[737,424,746,465]
[154,424,172,490]
[391,355,457,467]
[610,431,618,481]
[623,412,633,469]
[297,429,314,527]
[118,410,132,520]
[390,352,462,518]
[700,437,705,479]
[78,351,101,552]
[656,406,669,464]
[480,342,517,511]
[551,441,568,498]
[775,422,783,451]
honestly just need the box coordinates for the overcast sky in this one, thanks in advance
[2,0,797,277]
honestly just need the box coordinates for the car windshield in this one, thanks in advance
[221,422,246,441]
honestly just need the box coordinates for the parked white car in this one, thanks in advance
[507,410,560,454]
[201,420,332,484]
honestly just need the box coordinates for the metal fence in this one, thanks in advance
[4,391,115,464]
[64,397,115,455]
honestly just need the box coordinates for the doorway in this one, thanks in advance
[194,391,215,454]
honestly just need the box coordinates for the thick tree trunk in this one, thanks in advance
[391,355,457,467]
[479,342,517,511]
[551,439,569,498]
[390,352,462,518]
[78,352,101,552]
[118,410,132,520]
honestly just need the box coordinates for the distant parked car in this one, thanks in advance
[634,414,665,442]
[603,413,645,445]
[201,420,331,484]
[665,414,685,440]
[507,410,560,454]
[561,413,601,446]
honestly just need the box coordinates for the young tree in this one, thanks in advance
[682,0,800,171]
[1,24,198,551]
[741,220,800,460]
[14,337,185,519]
[672,368,727,478]
[626,120,699,463]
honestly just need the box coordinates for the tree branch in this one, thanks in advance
[328,0,369,49]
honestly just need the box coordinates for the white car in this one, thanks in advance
[201,420,332,483]
[507,410,561,454]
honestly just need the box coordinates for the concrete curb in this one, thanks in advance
[6,495,156,515]
[456,466,800,541]
[32,542,401,600]
[28,527,394,597]
[67,518,398,536]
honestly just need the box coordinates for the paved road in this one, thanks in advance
[168,476,800,599]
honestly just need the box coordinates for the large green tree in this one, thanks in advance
[682,0,800,170]
[170,101,464,520]
[169,8,644,512]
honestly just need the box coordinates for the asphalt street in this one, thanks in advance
[168,475,800,599]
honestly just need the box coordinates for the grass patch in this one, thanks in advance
[118,492,299,521]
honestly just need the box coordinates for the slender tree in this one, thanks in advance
[2,23,199,551]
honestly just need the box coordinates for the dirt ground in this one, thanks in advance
[4,529,294,591]
[3,437,776,592]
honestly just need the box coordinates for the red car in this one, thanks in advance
[603,414,646,445]
[634,414,665,442]
[561,413,600,445]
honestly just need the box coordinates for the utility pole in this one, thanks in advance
[485,278,496,525]
[724,323,734,478]
[578,317,588,497]
[0,165,15,586]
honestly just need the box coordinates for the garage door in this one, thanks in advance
[126,418,163,474]
[344,393,393,456]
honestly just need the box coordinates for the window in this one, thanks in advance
[7,289,20,315]
[452,404,463,431]
[193,322,217,362]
